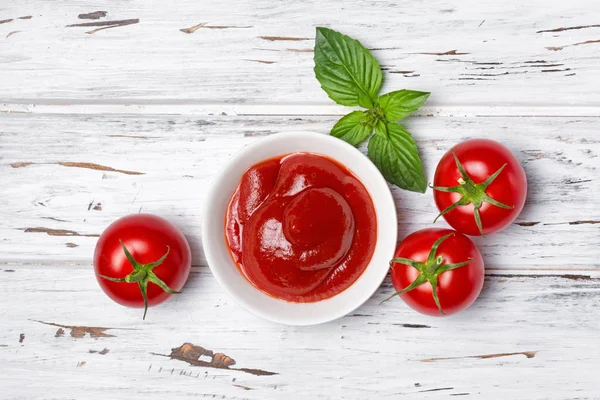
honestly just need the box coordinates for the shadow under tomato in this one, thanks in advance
[515,155,537,221]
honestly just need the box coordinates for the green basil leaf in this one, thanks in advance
[331,111,372,146]
[367,123,426,193]
[378,90,430,122]
[314,27,383,108]
[373,119,387,138]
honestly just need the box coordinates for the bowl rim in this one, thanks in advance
[201,131,397,325]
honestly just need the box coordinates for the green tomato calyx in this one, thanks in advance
[431,150,513,236]
[382,233,472,315]
[101,239,180,320]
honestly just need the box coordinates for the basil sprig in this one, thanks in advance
[314,27,429,193]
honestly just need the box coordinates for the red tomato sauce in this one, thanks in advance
[225,153,377,302]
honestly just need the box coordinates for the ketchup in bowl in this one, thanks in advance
[225,152,377,302]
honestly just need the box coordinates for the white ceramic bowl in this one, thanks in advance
[202,131,397,325]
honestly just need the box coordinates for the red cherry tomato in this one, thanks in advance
[432,139,527,236]
[388,228,484,317]
[93,214,191,319]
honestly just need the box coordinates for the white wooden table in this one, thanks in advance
[1,1,600,398]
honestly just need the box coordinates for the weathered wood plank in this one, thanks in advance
[0,0,599,105]
[1,113,598,268]
[3,102,600,117]
[1,265,599,399]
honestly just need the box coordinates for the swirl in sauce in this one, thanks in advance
[225,153,377,302]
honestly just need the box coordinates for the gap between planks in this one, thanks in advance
[1,101,600,117]
[1,262,599,277]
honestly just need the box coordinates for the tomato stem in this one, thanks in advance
[431,150,513,236]
[100,240,180,320]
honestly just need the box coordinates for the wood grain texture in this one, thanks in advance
[1,265,600,399]
[0,0,599,106]
[1,113,598,268]
[2,0,600,397]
